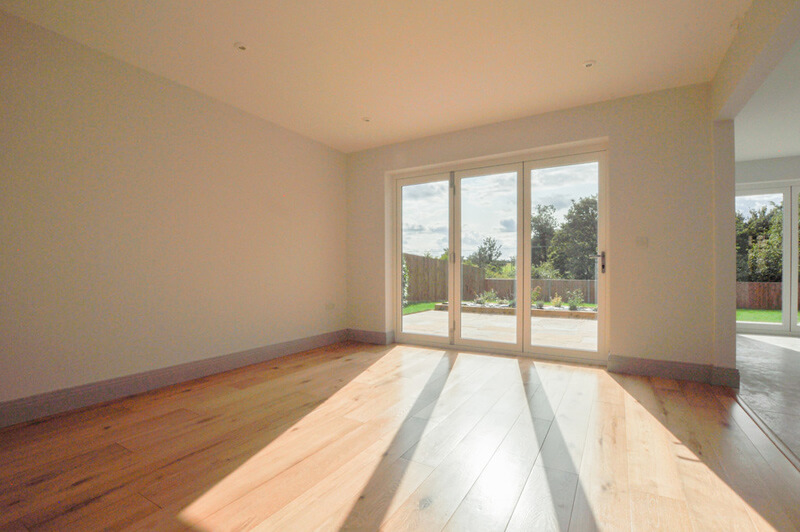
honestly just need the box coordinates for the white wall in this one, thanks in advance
[0,13,347,402]
[347,84,734,367]
[736,155,800,184]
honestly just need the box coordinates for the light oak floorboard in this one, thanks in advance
[1,343,798,531]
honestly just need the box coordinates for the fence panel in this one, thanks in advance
[403,253,601,304]
[529,279,597,304]
[461,264,485,301]
[403,253,486,303]
[736,282,782,310]
[484,279,515,299]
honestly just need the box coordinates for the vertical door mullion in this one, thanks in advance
[521,163,532,348]
[782,187,792,331]
[513,163,525,349]
[790,186,799,333]
[451,171,461,344]
[598,151,609,356]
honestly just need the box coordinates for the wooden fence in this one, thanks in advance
[403,253,597,304]
[404,253,485,303]
[736,282,783,310]
[528,279,597,304]
[407,258,785,309]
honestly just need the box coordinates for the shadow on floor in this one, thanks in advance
[610,371,800,531]
[0,341,389,530]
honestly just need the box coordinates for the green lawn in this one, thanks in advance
[736,308,800,323]
[403,302,437,315]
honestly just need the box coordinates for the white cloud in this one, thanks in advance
[499,218,516,232]
[735,194,782,217]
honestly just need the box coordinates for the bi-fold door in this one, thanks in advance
[397,152,607,362]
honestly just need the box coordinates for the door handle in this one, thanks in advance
[592,251,606,273]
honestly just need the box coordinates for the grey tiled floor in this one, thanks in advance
[737,334,800,463]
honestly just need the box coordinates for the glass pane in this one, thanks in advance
[735,193,783,324]
[401,181,450,336]
[530,162,598,351]
[460,171,517,344]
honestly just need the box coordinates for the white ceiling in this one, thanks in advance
[735,39,800,162]
[1,0,753,153]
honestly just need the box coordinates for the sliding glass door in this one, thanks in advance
[735,185,800,334]
[396,150,607,361]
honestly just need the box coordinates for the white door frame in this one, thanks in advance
[453,162,524,351]
[524,151,609,363]
[394,172,453,347]
[392,144,609,364]
[735,184,793,335]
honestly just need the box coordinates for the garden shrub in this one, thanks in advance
[475,289,499,305]
[566,289,584,311]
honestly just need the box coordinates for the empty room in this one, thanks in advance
[2,1,800,530]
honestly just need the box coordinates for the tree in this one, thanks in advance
[468,237,503,270]
[736,203,783,282]
[485,261,516,279]
[531,260,561,280]
[548,196,598,280]
[735,211,749,281]
[746,204,782,282]
[531,204,557,266]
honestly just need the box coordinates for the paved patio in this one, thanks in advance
[402,309,597,351]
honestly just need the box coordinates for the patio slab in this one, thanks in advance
[401,309,597,351]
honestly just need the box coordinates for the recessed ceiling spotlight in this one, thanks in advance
[234,41,247,51]
[583,60,596,69]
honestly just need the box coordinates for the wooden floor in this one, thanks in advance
[2,342,800,531]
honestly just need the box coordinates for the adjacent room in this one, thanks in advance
[733,37,800,470]
[2,1,800,530]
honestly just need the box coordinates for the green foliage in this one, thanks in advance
[439,247,450,261]
[468,237,503,270]
[548,196,598,280]
[551,293,562,308]
[531,204,557,266]
[737,203,783,282]
[475,289,499,305]
[566,289,584,311]
[531,285,542,303]
[531,261,561,280]
[401,257,409,307]
[485,261,516,279]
